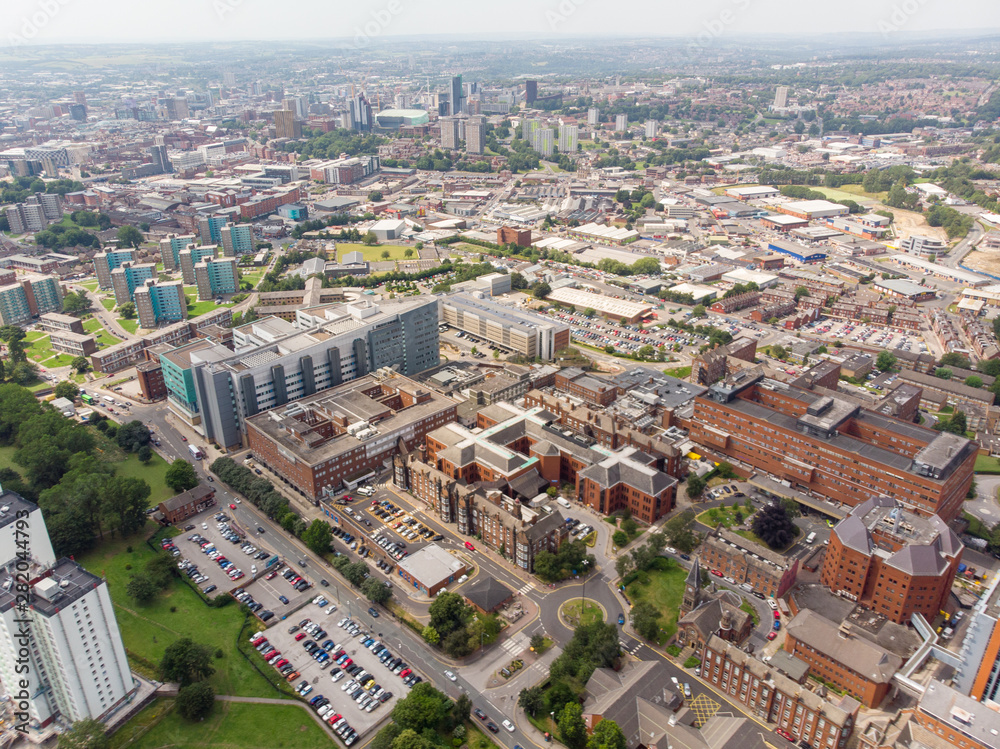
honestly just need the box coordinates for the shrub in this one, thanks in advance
[666,645,682,657]
[683,656,701,669]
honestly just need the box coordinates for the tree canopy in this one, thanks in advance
[751,502,797,549]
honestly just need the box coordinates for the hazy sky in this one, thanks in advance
[5,0,1000,46]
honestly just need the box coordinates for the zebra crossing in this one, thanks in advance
[500,632,529,657]
[620,640,643,656]
[515,581,535,596]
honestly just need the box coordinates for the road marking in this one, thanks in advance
[688,693,721,727]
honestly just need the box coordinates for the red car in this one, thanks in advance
[229,503,237,509]
[341,495,352,502]
[465,541,476,551]
[775,728,794,742]
[710,569,723,577]
[295,633,306,641]
[773,610,780,620]
[181,436,187,441]
[766,631,777,641]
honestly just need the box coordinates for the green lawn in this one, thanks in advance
[77,528,278,699]
[184,286,236,318]
[799,185,881,204]
[625,557,688,643]
[101,297,116,311]
[239,269,266,288]
[118,318,139,334]
[663,366,692,379]
[23,333,74,367]
[126,699,330,749]
[696,505,754,530]
[116,451,175,505]
[975,455,1000,474]
[79,279,99,292]
[84,317,121,346]
[561,600,603,627]
[337,242,414,262]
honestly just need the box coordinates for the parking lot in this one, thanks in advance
[253,605,414,739]
[176,508,287,605]
[807,319,929,354]
[239,559,314,618]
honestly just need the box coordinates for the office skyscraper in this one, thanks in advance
[0,491,134,728]
[466,116,486,155]
[525,80,538,105]
[351,93,373,132]
[69,104,87,122]
[148,144,172,174]
[451,75,464,115]
[558,124,578,154]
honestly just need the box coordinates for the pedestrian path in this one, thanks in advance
[620,639,643,656]
[515,581,535,596]
[499,632,528,657]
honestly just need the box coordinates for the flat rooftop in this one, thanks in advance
[0,557,102,617]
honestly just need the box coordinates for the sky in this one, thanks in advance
[5,0,1000,46]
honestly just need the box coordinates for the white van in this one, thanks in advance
[557,497,571,509]
[806,532,817,545]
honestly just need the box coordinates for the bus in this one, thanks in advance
[80,393,94,405]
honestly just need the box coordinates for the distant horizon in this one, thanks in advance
[5,0,1000,47]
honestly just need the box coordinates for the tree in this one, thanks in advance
[126,574,158,604]
[103,476,151,537]
[935,367,953,380]
[176,681,215,721]
[530,633,545,651]
[588,720,627,749]
[940,352,972,369]
[165,459,199,493]
[794,286,810,300]
[0,325,27,363]
[876,351,897,372]
[381,249,391,260]
[621,516,638,537]
[612,530,627,547]
[159,637,215,686]
[559,702,589,749]
[58,719,109,749]
[935,410,968,435]
[404,248,414,258]
[362,576,392,605]
[751,503,796,549]
[137,444,153,464]
[62,292,92,315]
[116,225,144,249]
[532,282,552,299]
[116,420,151,452]
[428,591,470,637]
[421,625,440,645]
[119,301,136,319]
[54,381,79,401]
[691,304,706,318]
[519,686,544,717]
[966,376,984,389]
[391,682,451,733]
[631,600,661,641]
[302,519,332,555]
[391,730,435,749]
[362,231,379,246]
[71,356,89,374]
[686,474,705,499]
[368,190,384,202]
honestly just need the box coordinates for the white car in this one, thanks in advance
[767,598,778,610]
[502,720,515,733]
[444,670,457,682]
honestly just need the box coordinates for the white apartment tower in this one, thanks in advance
[615,114,628,132]
[0,492,134,731]
[644,119,658,138]
[558,124,578,154]
[773,86,789,109]
[587,107,600,126]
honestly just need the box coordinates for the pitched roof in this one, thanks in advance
[785,610,902,683]
[463,576,514,611]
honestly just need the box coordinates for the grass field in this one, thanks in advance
[23,331,75,367]
[126,700,331,749]
[117,451,174,505]
[183,287,236,318]
[101,297,116,311]
[625,557,688,643]
[561,600,603,627]
[976,454,1000,474]
[79,279,99,292]
[696,504,755,530]
[78,528,277,699]
[83,317,121,346]
[803,185,882,204]
[663,366,692,379]
[336,243,414,262]
[118,318,139,334]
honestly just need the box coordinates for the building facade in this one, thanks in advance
[689,372,976,522]
[134,279,187,329]
[110,261,156,306]
[220,222,253,257]
[194,256,239,300]
[0,276,64,325]
[93,249,135,290]
[698,526,799,598]
[820,495,963,624]
[439,293,570,361]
